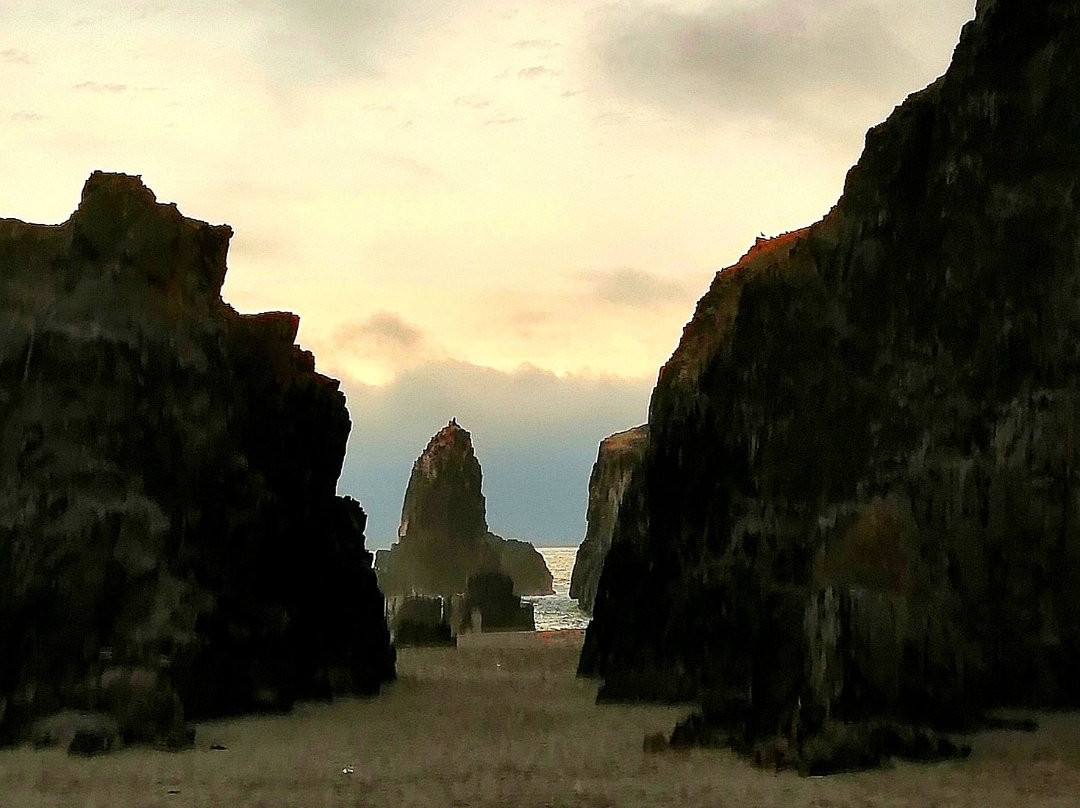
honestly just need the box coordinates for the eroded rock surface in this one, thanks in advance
[376,420,552,597]
[0,172,395,746]
[580,0,1080,767]
[570,425,648,613]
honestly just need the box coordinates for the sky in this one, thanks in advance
[0,0,976,547]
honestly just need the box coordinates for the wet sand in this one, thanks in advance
[2,629,1080,807]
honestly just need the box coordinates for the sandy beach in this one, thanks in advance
[2,630,1079,808]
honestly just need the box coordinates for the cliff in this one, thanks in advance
[376,420,553,597]
[0,173,395,747]
[570,426,649,613]
[580,0,1080,760]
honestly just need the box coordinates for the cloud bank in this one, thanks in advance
[593,0,970,124]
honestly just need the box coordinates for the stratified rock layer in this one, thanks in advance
[581,0,1080,746]
[376,420,553,597]
[0,173,394,745]
[570,426,648,613]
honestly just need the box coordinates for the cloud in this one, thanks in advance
[365,150,445,184]
[518,65,559,79]
[338,360,652,546]
[334,311,425,355]
[513,39,559,50]
[73,81,128,93]
[1,48,30,64]
[591,267,689,307]
[244,0,469,83]
[592,0,960,123]
[454,94,493,109]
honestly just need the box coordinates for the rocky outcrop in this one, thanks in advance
[0,173,395,746]
[459,571,535,633]
[570,426,648,613]
[580,0,1080,766]
[376,420,552,597]
[386,596,455,647]
[486,534,554,596]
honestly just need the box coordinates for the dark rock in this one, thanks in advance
[580,0,1080,761]
[642,731,668,753]
[0,172,394,746]
[99,666,186,746]
[486,534,554,596]
[68,727,116,757]
[32,711,118,751]
[387,595,456,646]
[376,420,552,597]
[460,571,535,632]
[570,426,648,613]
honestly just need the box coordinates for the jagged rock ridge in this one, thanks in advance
[570,425,648,613]
[580,0,1080,759]
[0,172,395,746]
[376,420,553,598]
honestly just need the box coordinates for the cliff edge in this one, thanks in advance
[0,173,395,747]
[570,425,649,613]
[580,0,1080,760]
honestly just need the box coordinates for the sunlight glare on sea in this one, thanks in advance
[522,546,591,631]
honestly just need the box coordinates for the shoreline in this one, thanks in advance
[2,632,1079,807]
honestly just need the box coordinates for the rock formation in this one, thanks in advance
[570,425,648,613]
[386,596,456,647]
[459,571,536,633]
[580,0,1080,768]
[0,172,395,747]
[376,420,553,597]
[488,535,554,597]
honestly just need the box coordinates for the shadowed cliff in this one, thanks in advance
[570,425,648,614]
[0,173,395,747]
[580,0,1080,761]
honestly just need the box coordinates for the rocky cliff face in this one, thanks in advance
[376,420,553,597]
[0,173,395,746]
[581,0,1080,750]
[570,426,648,613]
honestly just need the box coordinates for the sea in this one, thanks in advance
[522,546,592,631]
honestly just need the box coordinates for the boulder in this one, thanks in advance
[387,595,456,647]
[580,0,1080,764]
[485,534,554,596]
[460,571,535,633]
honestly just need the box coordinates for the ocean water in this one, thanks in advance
[522,546,591,631]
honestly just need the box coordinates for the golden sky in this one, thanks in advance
[0,0,977,543]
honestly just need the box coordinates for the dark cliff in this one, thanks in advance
[581,0,1080,749]
[376,420,553,597]
[0,173,394,745]
[570,426,649,613]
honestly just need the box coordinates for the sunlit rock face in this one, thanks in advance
[376,420,553,598]
[0,172,395,746]
[570,425,648,614]
[581,0,1080,742]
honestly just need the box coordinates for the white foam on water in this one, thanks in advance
[521,546,591,631]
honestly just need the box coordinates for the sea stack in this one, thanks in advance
[580,0,1080,766]
[376,420,553,598]
[0,173,395,748]
[570,425,648,613]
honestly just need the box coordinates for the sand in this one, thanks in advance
[2,629,1080,807]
